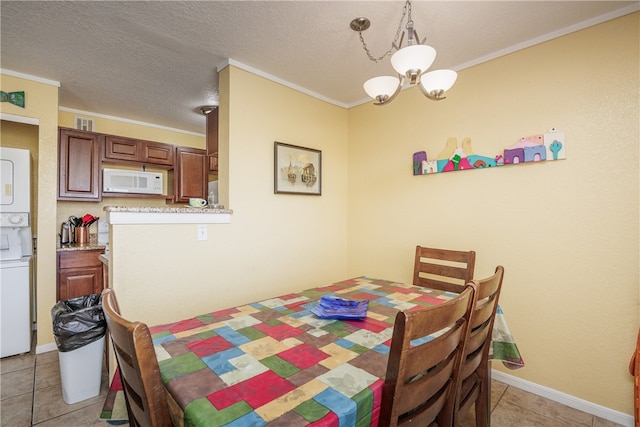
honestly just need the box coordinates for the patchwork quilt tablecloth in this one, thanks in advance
[101,276,523,426]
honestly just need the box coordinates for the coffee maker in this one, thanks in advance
[60,221,74,244]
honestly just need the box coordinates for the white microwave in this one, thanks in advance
[103,168,163,195]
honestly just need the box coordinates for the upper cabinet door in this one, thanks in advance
[104,136,174,167]
[104,136,141,162]
[174,147,207,203]
[58,128,102,201]
[206,108,219,172]
[143,141,174,166]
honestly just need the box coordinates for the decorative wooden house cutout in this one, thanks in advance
[544,128,566,160]
[413,128,566,176]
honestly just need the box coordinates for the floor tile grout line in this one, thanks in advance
[493,383,509,411]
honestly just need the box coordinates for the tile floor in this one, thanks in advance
[0,336,626,427]
[1,335,110,427]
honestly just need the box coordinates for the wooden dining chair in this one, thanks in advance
[454,266,505,427]
[102,288,173,427]
[379,283,477,427]
[413,245,477,293]
[629,327,640,427]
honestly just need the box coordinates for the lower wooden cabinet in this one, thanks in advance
[57,250,104,301]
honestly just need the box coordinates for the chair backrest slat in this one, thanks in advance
[413,246,476,293]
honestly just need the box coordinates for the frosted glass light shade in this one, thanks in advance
[363,76,400,99]
[391,44,436,76]
[421,69,457,92]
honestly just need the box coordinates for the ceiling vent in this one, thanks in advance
[74,116,95,132]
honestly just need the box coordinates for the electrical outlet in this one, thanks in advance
[197,225,207,241]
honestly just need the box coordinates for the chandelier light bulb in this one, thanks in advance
[391,45,436,80]
[421,69,458,93]
[364,76,400,102]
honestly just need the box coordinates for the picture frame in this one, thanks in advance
[274,142,322,195]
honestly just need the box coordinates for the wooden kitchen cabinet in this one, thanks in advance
[144,140,174,166]
[58,126,208,203]
[103,135,138,162]
[208,153,218,173]
[57,250,104,302]
[174,146,207,203]
[205,107,219,172]
[104,135,174,167]
[58,128,102,201]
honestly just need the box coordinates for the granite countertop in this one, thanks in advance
[57,234,107,252]
[104,206,233,214]
[104,205,233,225]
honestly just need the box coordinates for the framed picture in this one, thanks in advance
[274,142,322,195]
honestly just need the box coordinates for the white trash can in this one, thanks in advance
[58,336,105,404]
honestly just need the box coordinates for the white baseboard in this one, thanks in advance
[492,369,634,427]
[36,342,58,354]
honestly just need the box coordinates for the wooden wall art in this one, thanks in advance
[413,128,565,176]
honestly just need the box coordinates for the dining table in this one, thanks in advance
[101,276,523,426]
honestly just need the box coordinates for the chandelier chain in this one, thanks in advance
[356,0,411,63]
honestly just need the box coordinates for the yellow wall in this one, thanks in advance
[0,73,59,348]
[110,66,350,326]
[347,13,639,414]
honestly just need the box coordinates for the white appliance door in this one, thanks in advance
[1,258,32,357]
[0,227,23,261]
[0,148,30,212]
[0,158,14,206]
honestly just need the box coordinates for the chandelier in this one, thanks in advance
[350,0,457,105]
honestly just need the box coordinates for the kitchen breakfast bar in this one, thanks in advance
[101,276,523,426]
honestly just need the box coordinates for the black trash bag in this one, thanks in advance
[51,293,106,352]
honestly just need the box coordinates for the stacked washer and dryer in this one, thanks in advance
[0,147,34,358]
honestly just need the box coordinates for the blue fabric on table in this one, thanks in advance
[311,296,369,319]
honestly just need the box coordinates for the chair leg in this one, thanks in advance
[475,368,491,427]
[487,366,492,425]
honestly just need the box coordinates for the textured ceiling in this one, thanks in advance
[1,1,637,134]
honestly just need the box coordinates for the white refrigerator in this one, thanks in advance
[0,147,33,358]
